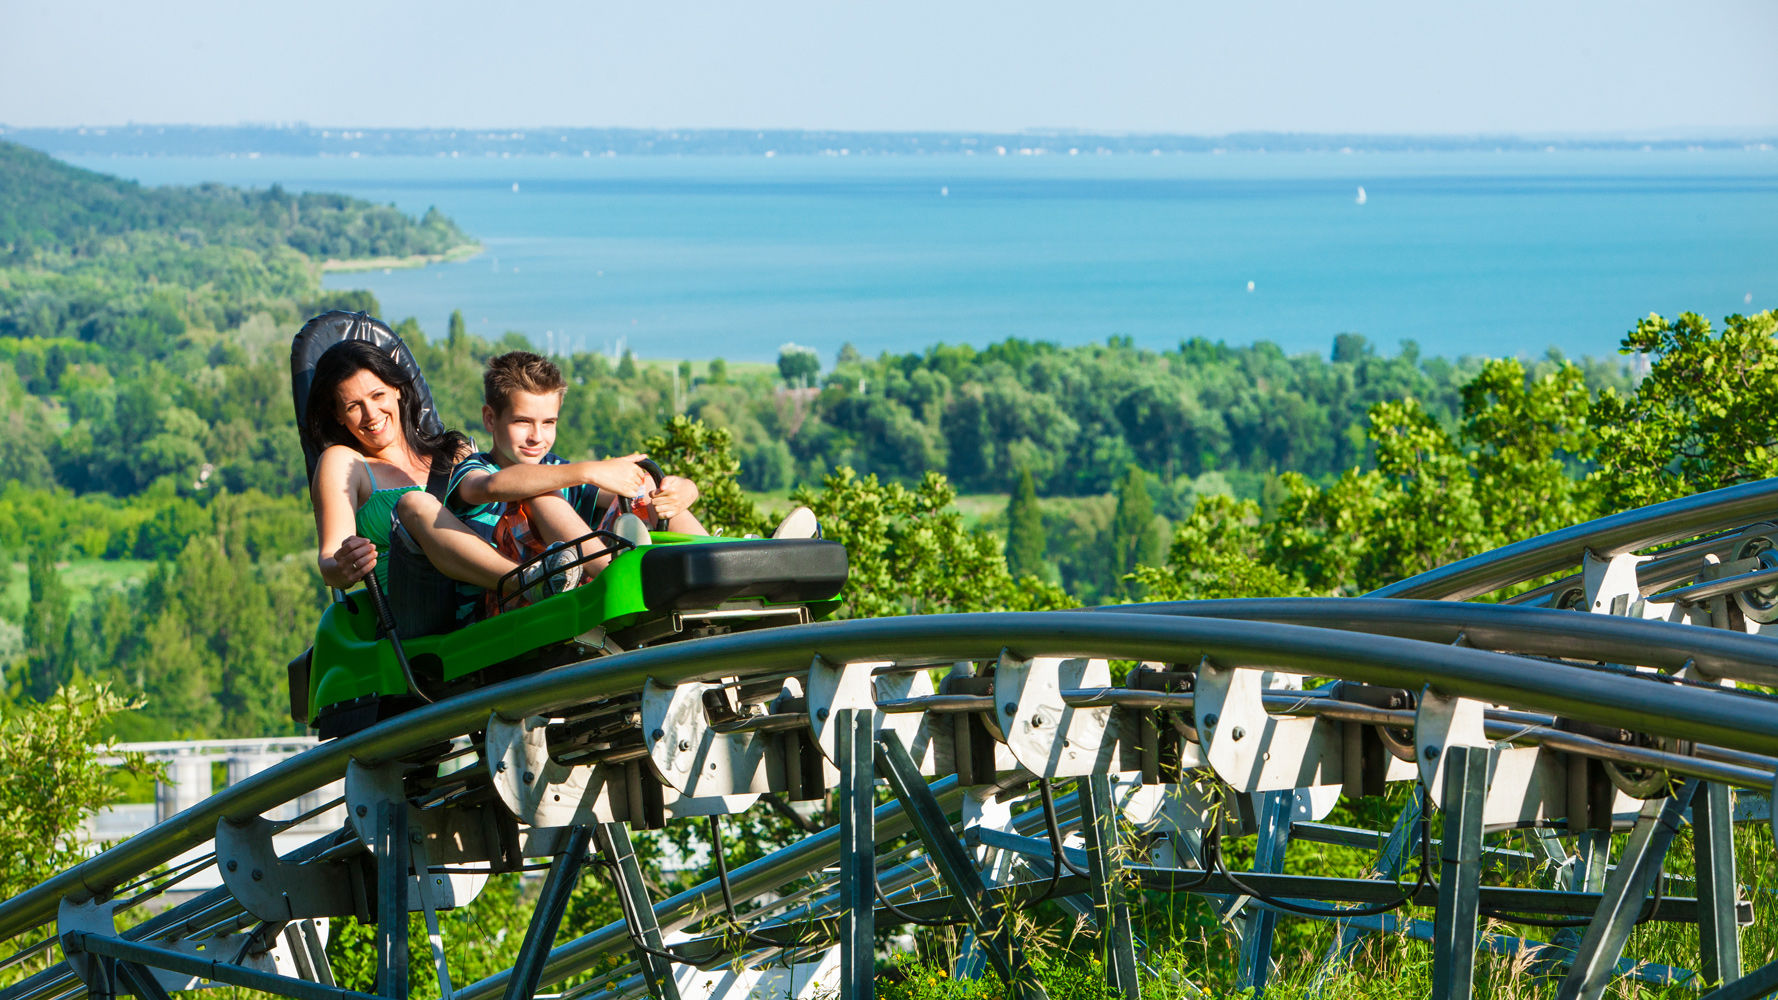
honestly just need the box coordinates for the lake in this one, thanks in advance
[67,150,1778,363]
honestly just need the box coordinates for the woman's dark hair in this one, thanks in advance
[303,339,468,472]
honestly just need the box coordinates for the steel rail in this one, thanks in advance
[11,610,1778,945]
[1506,531,1748,608]
[1107,597,1778,685]
[1367,477,1778,601]
[1654,565,1778,606]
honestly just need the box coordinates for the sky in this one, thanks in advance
[3,0,1775,135]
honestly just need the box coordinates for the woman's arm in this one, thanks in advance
[313,446,376,590]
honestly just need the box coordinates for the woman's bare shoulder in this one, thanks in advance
[313,445,366,488]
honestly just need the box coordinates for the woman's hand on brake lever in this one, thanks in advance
[328,535,378,587]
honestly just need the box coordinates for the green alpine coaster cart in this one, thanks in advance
[285,311,849,739]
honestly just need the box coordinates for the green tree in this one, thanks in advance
[1109,465,1163,599]
[1592,310,1778,509]
[1132,494,1308,601]
[21,545,72,702]
[0,685,160,900]
[1005,468,1046,579]
[794,467,1071,619]
[742,440,795,491]
[447,308,467,350]
[777,344,820,388]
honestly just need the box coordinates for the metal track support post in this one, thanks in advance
[877,729,1051,1000]
[837,707,876,1000]
[283,919,337,988]
[1694,781,1742,987]
[1430,745,1488,1000]
[80,949,116,1000]
[1081,774,1140,1000]
[1556,781,1700,1000]
[374,800,410,1000]
[1236,789,1293,997]
[505,825,593,1000]
[596,822,681,1000]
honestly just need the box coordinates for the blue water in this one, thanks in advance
[67,151,1778,362]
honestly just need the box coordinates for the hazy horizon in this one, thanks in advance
[4,1,1774,135]
[10,124,1778,141]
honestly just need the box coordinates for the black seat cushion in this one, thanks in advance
[640,539,848,610]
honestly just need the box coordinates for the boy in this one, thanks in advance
[448,352,708,580]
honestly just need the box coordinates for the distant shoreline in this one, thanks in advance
[322,243,480,273]
[8,124,1776,160]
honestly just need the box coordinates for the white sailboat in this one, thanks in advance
[1355,185,1368,205]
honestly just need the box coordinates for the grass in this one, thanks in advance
[0,556,156,620]
[740,488,1063,533]
[631,358,778,378]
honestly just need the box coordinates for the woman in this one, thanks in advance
[303,339,612,634]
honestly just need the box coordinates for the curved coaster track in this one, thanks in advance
[11,480,1778,1000]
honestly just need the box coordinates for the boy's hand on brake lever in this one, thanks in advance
[585,453,652,497]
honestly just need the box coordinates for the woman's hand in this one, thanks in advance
[584,453,653,498]
[330,535,378,586]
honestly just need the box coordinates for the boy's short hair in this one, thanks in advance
[484,351,567,413]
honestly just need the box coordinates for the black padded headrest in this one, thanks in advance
[290,311,443,480]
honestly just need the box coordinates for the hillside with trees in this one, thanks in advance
[6,142,1766,746]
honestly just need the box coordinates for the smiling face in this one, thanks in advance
[483,388,564,466]
[334,369,404,454]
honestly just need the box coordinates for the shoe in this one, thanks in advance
[518,541,582,601]
[612,513,653,549]
[772,506,820,539]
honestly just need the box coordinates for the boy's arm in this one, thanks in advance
[457,453,655,505]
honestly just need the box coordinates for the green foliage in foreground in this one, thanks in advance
[0,685,160,900]
[1139,310,1778,601]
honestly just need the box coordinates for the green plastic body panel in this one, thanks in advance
[306,533,830,721]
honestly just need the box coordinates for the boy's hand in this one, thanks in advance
[650,476,698,520]
[585,453,653,497]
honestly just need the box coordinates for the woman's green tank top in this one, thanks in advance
[355,462,420,589]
